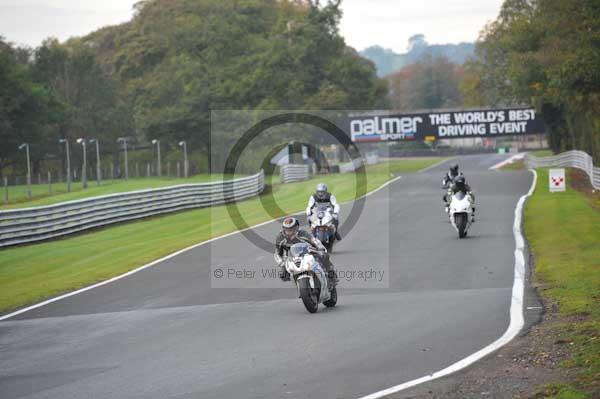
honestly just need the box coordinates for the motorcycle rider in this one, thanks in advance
[275,217,338,287]
[444,175,476,222]
[306,183,342,240]
[442,164,462,188]
[442,164,463,212]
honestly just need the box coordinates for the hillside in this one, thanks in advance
[361,34,474,76]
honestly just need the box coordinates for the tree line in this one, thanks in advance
[3,0,597,178]
[464,0,599,160]
[386,0,599,160]
[361,34,474,77]
[0,0,387,179]
[387,54,464,111]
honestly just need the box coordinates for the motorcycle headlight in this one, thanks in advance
[302,256,314,269]
[317,211,325,219]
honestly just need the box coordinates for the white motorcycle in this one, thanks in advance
[448,191,474,238]
[308,204,337,252]
[280,242,337,313]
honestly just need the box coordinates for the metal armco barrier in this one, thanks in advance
[339,159,363,173]
[339,152,379,173]
[280,164,310,183]
[0,171,265,248]
[366,153,379,165]
[525,150,600,189]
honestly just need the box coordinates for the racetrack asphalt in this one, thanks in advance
[0,153,534,399]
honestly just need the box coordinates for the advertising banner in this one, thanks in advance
[348,107,545,142]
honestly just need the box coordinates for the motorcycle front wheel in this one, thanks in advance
[298,278,319,313]
[455,213,468,238]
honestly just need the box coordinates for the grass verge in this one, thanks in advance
[501,159,526,170]
[0,157,443,314]
[525,168,600,398]
[530,149,554,157]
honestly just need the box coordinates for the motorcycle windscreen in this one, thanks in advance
[289,242,310,258]
[454,191,466,200]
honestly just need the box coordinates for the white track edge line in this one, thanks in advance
[0,174,403,322]
[357,169,538,399]
[489,153,525,170]
[418,157,455,173]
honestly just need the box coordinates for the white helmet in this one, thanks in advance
[316,183,328,200]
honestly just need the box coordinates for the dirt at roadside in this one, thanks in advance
[390,293,580,399]
[569,168,600,211]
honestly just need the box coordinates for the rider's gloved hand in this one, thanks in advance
[310,246,327,256]
[279,266,290,281]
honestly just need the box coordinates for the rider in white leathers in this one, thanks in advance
[305,183,341,240]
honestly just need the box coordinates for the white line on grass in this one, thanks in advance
[489,153,525,170]
[418,157,455,173]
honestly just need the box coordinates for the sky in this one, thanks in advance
[0,0,504,53]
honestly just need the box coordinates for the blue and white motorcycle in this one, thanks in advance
[283,242,337,313]
[308,204,337,252]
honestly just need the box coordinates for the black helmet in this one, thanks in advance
[282,217,300,239]
[449,164,459,176]
[316,183,328,200]
[454,175,466,186]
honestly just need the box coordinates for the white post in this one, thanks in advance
[77,138,87,188]
[90,139,101,185]
[19,143,31,198]
[179,141,188,178]
[152,139,162,177]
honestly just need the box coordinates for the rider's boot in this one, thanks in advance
[325,264,338,289]
[334,219,342,241]
[328,271,338,289]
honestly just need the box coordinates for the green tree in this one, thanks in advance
[388,55,463,111]
[31,38,133,168]
[471,0,600,159]
[75,0,385,170]
[0,39,63,176]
